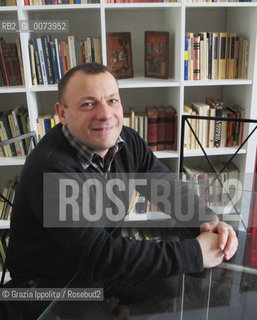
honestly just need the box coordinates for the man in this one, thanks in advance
[6,63,238,319]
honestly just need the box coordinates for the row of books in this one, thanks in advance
[24,0,96,5]
[124,106,177,152]
[184,97,245,150]
[184,32,250,81]
[0,106,29,157]
[182,161,239,209]
[29,35,102,85]
[0,38,25,87]
[0,176,18,221]
[106,0,177,3]
[0,0,15,5]
[0,232,8,272]
[37,113,60,140]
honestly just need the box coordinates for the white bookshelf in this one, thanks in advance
[0,1,257,228]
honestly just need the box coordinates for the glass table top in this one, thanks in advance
[35,228,257,320]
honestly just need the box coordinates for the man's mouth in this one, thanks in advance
[93,126,113,131]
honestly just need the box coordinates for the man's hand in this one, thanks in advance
[196,232,224,268]
[200,215,238,261]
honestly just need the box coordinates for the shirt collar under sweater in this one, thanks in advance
[61,125,124,172]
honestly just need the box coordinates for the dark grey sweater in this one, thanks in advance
[6,124,206,283]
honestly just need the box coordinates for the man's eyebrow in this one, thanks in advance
[105,92,119,99]
[76,96,96,104]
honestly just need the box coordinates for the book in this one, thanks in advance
[32,39,43,85]
[186,32,194,81]
[15,38,25,86]
[211,32,219,80]
[199,32,208,80]
[193,34,200,80]
[207,32,213,80]
[0,39,10,86]
[146,106,158,152]
[49,41,59,84]
[218,32,227,79]
[205,97,223,148]
[164,106,177,151]
[157,106,166,151]
[184,35,188,80]
[68,35,77,68]
[227,32,236,79]
[41,35,55,84]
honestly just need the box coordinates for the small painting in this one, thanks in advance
[106,32,134,79]
[145,31,169,79]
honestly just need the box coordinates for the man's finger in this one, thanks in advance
[200,215,219,232]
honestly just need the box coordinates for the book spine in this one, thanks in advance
[193,35,200,80]
[49,41,59,84]
[15,39,25,86]
[2,115,16,156]
[212,33,219,80]
[36,38,48,84]
[218,32,227,79]
[157,107,166,151]
[0,41,10,86]
[214,105,223,147]
[207,32,212,80]
[32,39,43,84]
[184,35,188,81]
[42,35,54,84]
[146,107,158,152]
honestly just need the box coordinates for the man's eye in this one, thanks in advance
[81,102,93,108]
[109,99,118,104]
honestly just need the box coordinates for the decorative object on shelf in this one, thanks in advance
[106,32,133,79]
[145,31,169,79]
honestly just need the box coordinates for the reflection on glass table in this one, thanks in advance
[35,186,257,320]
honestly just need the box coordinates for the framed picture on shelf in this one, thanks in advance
[145,31,169,79]
[106,32,133,79]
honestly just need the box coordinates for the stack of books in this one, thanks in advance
[0,0,16,5]
[124,106,177,152]
[29,35,102,85]
[0,38,24,87]
[0,175,18,221]
[184,32,250,81]
[183,97,245,150]
[0,106,29,157]
[37,113,60,140]
[24,0,98,5]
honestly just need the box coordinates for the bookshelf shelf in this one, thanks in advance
[185,3,257,8]
[29,84,58,92]
[0,220,10,229]
[183,80,253,87]
[184,147,247,158]
[0,157,26,166]
[0,86,26,93]
[0,6,17,12]
[118,77,180,89]
[153,151,179,159]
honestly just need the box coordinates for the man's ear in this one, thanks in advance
[55,102,68,125]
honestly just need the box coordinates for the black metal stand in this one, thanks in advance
[179,115,257,215]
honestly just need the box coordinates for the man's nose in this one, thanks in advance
[96,102,112,120]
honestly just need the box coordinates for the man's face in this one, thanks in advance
[56,71,123,157]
